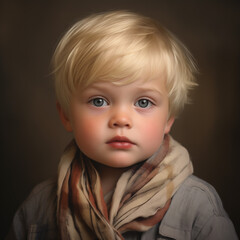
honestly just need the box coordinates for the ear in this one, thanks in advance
[164,117,175,134]
[56,102,73,132]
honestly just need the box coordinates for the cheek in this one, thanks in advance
[142,123,164,140]
[140,116,167,147]
[72,115,104,148]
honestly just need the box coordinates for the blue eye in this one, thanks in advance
[90,98,108,107]
[135,99,153,108]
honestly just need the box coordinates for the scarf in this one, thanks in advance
[57,135,193,239]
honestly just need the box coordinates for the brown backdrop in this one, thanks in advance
[1,0,239,238]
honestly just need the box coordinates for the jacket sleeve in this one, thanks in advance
[196,214,238,240]
[5,207,27,240]
[5,179,58,240]
[158,175,238,240]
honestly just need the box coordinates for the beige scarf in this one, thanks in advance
[57,135,193,239]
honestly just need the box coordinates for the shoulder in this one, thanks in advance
[22,178,57,221]
[6,178,58,240]
[159,175,238,240]
[26,178,57,205]
[172,175,226,216]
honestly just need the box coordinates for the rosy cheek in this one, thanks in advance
[141,119,165,145]
[76,119,96,137]
[73,115,105,146]
[82,119,97,131]
[143,124,159,139]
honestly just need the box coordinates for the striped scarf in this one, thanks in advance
[57,135,193,239]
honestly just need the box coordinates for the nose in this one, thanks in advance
[108,110,132,129]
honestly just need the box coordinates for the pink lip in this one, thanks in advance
[106,136,135,149]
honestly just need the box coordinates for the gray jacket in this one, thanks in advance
[6,175,238,240]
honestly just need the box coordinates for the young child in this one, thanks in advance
[6,11,238,240]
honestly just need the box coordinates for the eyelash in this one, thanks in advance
[88,97,155,108]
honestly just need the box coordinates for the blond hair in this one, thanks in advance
[52,10,197,117]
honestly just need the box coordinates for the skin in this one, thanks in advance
[58,77,174,194]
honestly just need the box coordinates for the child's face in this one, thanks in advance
[59,77,174,168]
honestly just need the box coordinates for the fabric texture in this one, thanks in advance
[57,135,193,240]
[6,175,239,240]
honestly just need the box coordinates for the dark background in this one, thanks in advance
[1,0,239,238]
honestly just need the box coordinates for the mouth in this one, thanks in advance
[106,136,135,149]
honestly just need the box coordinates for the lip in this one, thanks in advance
[106,136,135,149]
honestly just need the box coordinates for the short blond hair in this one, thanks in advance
[52,10,197,117]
